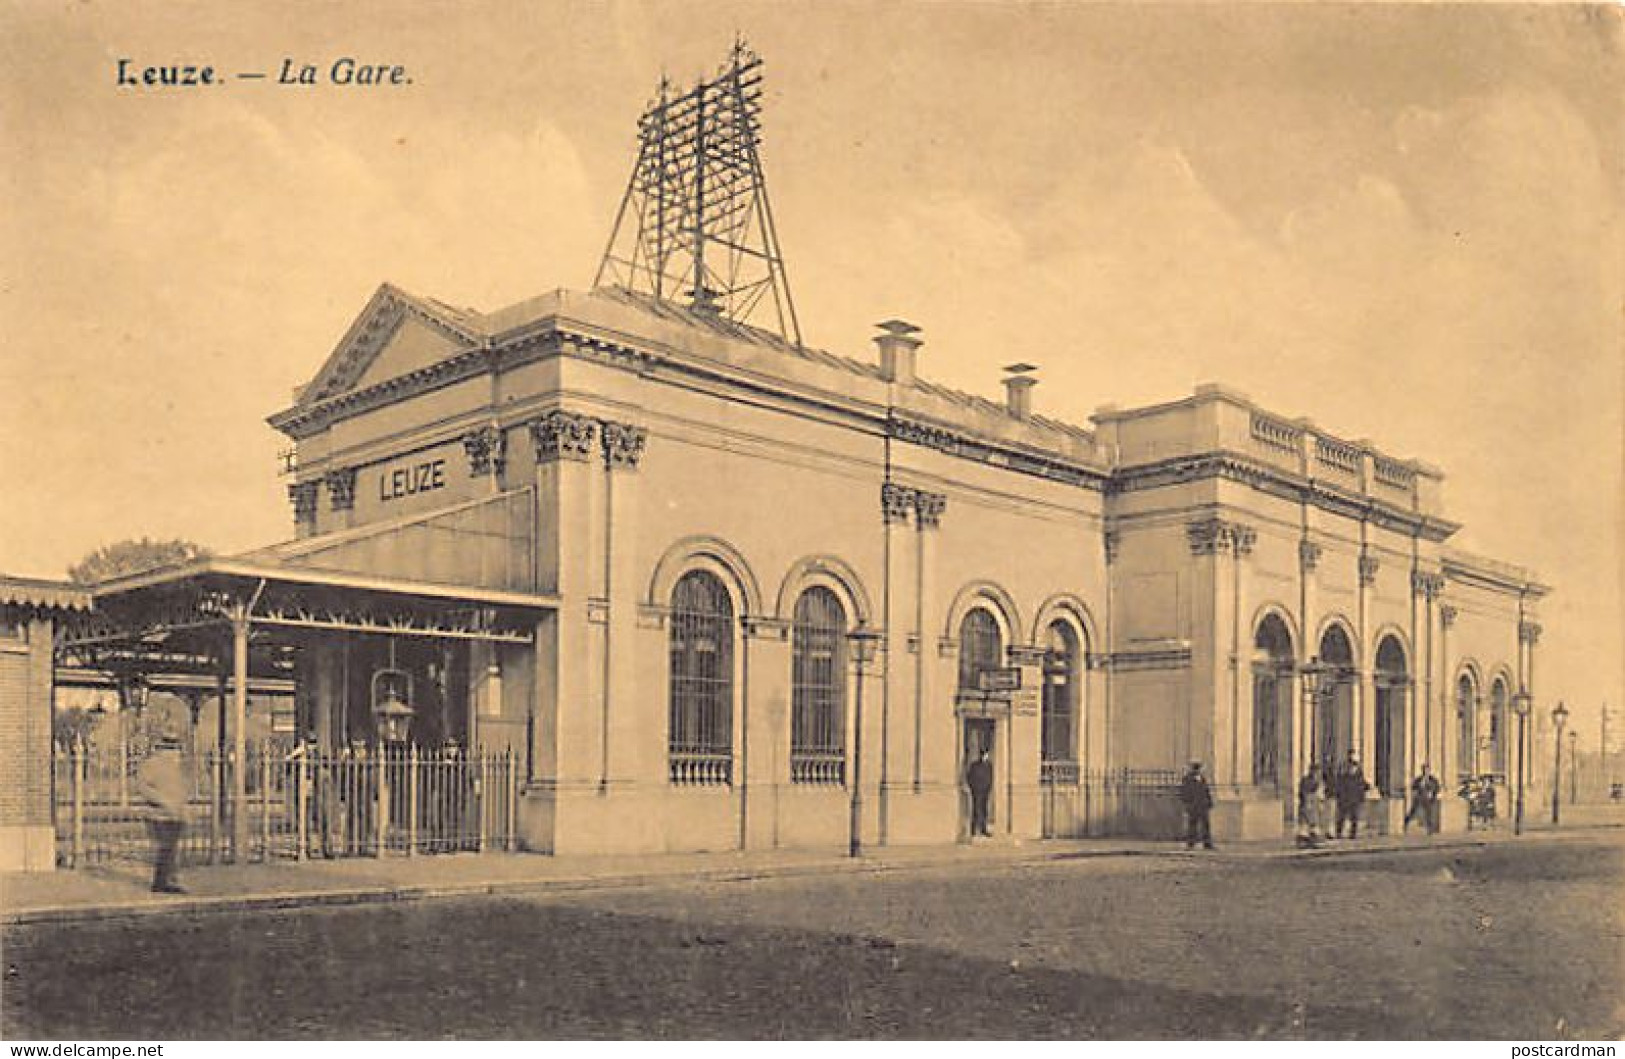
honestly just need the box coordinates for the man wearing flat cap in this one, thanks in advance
[135,719,189,893]
[1178,761,1215,850]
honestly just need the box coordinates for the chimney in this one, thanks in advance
[1003,363,1038,418]
[874,319,923,385]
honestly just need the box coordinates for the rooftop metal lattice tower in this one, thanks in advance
[594,41,802,347]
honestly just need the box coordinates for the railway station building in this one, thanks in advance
[1,48,1549,868]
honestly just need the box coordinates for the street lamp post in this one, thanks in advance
[1512,687,1532,836]
[846,625,882,858]
[1552,700,1569,825]
[1299,656,1328,779]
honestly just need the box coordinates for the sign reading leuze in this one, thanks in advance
[379,456,447,502]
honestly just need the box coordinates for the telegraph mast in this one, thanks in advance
[594,40,803,347]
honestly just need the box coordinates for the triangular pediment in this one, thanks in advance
[300,283,486,404]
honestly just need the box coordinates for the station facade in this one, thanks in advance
[233,280,1547,854]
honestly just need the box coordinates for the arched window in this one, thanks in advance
[1489,678,1508,777]
[1041,621,1079,783]
[1456,674,1477,779]
[957,608,1003,694]
[790,586,846,785]
[669,570,734,785]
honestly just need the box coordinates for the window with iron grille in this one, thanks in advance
[790,586,846,785]
[1455,674,1476,778]
[957,607,1002,694]
[1489,679,1508,776]
[1041,621,1078,782]
[669,570,734,785]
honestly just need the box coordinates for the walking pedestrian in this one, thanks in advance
[1178,761,1215,850]
[1333,749,1369,839]
[134,723,189,893]
[1406,763,1442,835]
[1297,764,1327,848]
[966,749,994,837]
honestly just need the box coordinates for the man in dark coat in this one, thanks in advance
[966,749,994,837]
[1333,749,1370,839]
[1406,763,1442,835]
[1178,761,1215,850]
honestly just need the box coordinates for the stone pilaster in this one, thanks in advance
[878,481,917,844]
[740,616,791,850]
[1187,517,1254,787]
[1006,644,1047,839]
[530,411,602,799]
[911,490,945,792]
[599,419,647,793]
[1439,601,1457,781]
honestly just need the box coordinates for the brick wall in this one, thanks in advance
[0,611,53,829]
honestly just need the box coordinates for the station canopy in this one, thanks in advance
[58,494,556,685]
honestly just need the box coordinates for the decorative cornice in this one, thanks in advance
[1298,539,1322,572]
[1109,452,1460,543]
[461,425,507,477]
[287,480,320,523]
[887,413,1107,493]
[1359,551,1380,586]
[913,490,947,529]
[600,420,648,470]
[882,482,916,526]
[324,467,357,512]
[271,343,497,439]
[530,410,599,463]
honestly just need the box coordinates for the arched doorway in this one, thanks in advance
[1251,613,1295,789]
[1040,621,1079,777]
[1373,636,1408,797]
[1315,624,1356,772]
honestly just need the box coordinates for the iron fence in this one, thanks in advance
[53,743,519,869]
[1042,766,1184,839]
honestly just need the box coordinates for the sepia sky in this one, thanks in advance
[1,1,1621,741]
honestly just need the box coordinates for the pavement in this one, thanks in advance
[6,806,1621,927]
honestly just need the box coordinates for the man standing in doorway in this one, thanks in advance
[966,749,994,838]
[1334,749,1370,839]
[1179,761,1215,850]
